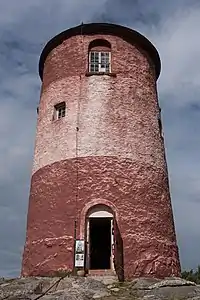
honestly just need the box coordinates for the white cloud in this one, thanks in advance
[0,72,37,183]
[143,4,200,269]
[152,6,200,106]
[0,0,107,26]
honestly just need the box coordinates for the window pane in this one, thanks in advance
[100,52,110,72]
[90,52,95,62]
[55,104,66,120]
[89,51,111,73]
[101,57,106,64]
[94,64,99,72]
[101,52,109,60]
[61,109,65,117]
[58,108,64,119]
[100,52,105,63]
[94,53,99,62]
[90,64,95,72]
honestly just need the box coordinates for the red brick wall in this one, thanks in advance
[22,32,181,278]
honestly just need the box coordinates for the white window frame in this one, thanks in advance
[53,102,66,120]
[89,51,111,73]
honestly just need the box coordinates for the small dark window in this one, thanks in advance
[88,39,111,73]
[53,102,66,120]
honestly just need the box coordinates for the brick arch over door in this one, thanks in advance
[79,199,119,239]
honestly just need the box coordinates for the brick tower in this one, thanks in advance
[22,23,181,280]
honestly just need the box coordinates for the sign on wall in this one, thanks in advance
[75,240,85,267]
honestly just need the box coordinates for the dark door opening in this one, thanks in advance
[89,218,111,270]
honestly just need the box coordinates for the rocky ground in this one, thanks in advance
[0,275,200,300]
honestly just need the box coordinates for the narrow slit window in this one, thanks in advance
[158,110,164,138]
[53,102,66,120]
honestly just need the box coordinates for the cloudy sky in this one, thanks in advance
[0,0,200,278]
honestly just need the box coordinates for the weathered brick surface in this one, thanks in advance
[32,34,159,174]
[22,157,180,278]
[22,28,181,279]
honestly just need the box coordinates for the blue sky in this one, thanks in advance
[0,0,200,278]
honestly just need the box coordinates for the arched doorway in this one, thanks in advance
[85,204,115,273]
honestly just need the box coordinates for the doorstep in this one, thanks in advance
[88,269,116,276]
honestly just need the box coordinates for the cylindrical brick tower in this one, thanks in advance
[22,23,181,280]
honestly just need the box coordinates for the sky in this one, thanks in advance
[0,0,200,278]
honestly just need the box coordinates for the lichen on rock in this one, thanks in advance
[0,276,200,300]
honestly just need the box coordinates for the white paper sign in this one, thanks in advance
[75,240,84,253]
[75,240,85,267]
[75,253,84,267]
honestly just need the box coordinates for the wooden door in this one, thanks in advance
[113,217,124,281]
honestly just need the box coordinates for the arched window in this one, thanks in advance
[88,39,111,73]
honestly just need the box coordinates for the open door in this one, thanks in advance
[113,217,124,282]
[84,204,116,275]
[89,218,111,269]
